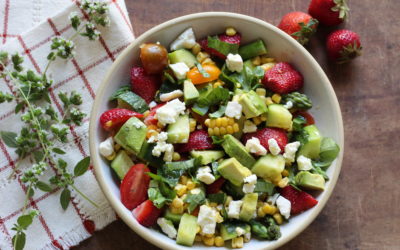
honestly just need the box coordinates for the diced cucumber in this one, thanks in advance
[298,125,322,159]
[239,40,268,60]
[183,80,199,105]
[266,104,293,130]
[168,49,197,68]
[167,115,190,143]
[239,193,258,222]
[176,214,198,246]
[110,150,133,179]
[164,209,183,226]
[190,150,225,165]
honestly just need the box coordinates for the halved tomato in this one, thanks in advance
[132,200,162,227]
[120,163,150,210]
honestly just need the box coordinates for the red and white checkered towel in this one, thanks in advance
[0,1,134,249]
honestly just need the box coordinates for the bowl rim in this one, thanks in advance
[89,11,344,250]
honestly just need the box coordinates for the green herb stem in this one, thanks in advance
[71,184,99,208]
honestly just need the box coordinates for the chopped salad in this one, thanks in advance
[98,26,340,248]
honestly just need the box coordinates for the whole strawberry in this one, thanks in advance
[308,0,349,26]
[198,33,241,59]
[326,29,362,63]
[131,66,162,103]
[262,62,304,94]
[278,11,318,46]
[175,130,214,152]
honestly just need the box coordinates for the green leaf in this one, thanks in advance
[254,179,275,195]
[148,188,169,209]
[73,156,90,176]
[292,116,306,132]
[52,147,66,155]
[0,131,18,148]
[207,193,226,204]
[197,85,230,107]
[207,36,239,56]
[12,232,26,250]
[191,103,209,116]
[15,102,24,114]
[36,181,53,192]
[60,188,71,210]
[184,188,206,213]
[209,105,226,118]
[211,136,224,145]
[17,215,33,230]
[27,188,34,198]
[115,91,149,114]
[195,63,210,78]
[109,85,130,100]
[33,150,44,163]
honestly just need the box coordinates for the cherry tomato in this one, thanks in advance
[140,43,168,74]
[187,64,221,84]
[295,110,315,126]
[144,103,165,126]
[120,163,150,210]
[132,200,161,227]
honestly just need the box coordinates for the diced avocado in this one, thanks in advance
[137,141,164,168]
[239,40,268,60]
[298,125,322,159]
[110,150,133,179]
[239,90,268,119]
[217,157,252,186]
[114,117,147,154]
[190,150,225,165]
[176,213,198,246]
[183,80,199,104]
[239,193,258,221]
[168,49,197,68]
[221,135,256,169]
[295,171,325,191]
[164,209,183,226]
[266,104,293,130]
[252,154,285,182]
[220,221,251,241]
[167,115,190,143]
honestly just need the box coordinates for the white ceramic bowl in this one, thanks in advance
[89,12,344,250]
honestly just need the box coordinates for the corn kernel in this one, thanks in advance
[251,56,261,66]
[273,213,284,225]
[202,235,215,246]
[172,152,181,161]
[215,236,225,247]
[221,117,228,127]
[226,27,237,36]
[192,43,201,55]
[272,93,281,103]
[278,177,289,188]
[265,97,274,106]
[213,81,222,88]
[196,52,210,63]
[253,116,262,125]
[215,118,221,127]
[204,233,214,238]
[216,213,224,223]
[261,56,275,64]
[189,118,196,131]
[196,225,201,233]
[106,151,116,161]
[208,128,214,136]
[209,202,218,207]
[282,169,289,177]
[209,119,216,128]
[220,127,227,135]
[170,206,184,214]
[146,129,158,139]
[114,143,121,151]
[226,125,234,134]
[225,196,233,206]
[203,58,215,65]
[187,180,196,190]
[257,207,266,217]
[232,95,240,102]
[180,175,189,185]
[273,175,282,185]
[260,114,267,121]
[175,184,187,196]
[213,127,220,136]
[256,88,266,97]
[143,110,150,118]
[232,237,244,248]
[172,197,184,208]
[195,234,202,242]
[228,117,235,125]
[257,201,264,208]
[262,204,278,215]
[261,62,276,72]
[233,123,239,133]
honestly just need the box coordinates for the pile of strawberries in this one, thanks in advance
[278,0,362,64]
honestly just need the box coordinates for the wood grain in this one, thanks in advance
[74,0,400,249]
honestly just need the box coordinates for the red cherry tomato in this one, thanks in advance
[120,163,150,210]
[295,110,315,126]
[144,103,165,126]
[132,200,161,227]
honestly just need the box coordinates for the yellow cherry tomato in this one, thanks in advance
[187,64,221,84]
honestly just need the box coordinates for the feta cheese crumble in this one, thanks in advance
[197,205,218,235]
[226,53,243,73]
[157,218,177,239]
[242,174,257,194]
[297,155,313,170]
[170,28,196,51]
[268,138,281,155]
[228,200,243,219]
[149,132,174,162]
[169,62,190,80]
[225,101,242,119]
[245,137,267,156]
[196,166,216,185]
[156,99,186,125]
[99,137,114,157]
[159,89,184,102]
[267,193,280,205]
[243,120,257,133]
[235,227,246,236]
[149,101,157,108]
[276,196,291,219]
[283,101,293,109]
[283,141,301,163]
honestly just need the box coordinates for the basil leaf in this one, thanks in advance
[208,193,226,204]
[60,188,71,210]
[148,188,168,209]
[207,36,239,56]
[254,179,275,195]
[156,158,201,187]
[211,161,220,179]
[292,116,306,132]
[197,85,230,107]
[109,85,130,100]
[115,91,149,114]
[73,156,90,177]
[36,181,53,192]
[211,136,224,145]
[209,105,226,118]
[0,131,18,148]
[184,188,206,213]
[158,79,180,95]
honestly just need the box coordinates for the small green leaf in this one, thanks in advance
[33,150,44,163]
[52,148,66,155]
[36,181,52,192]
[73,156,90,176]
[15,102,24,114]
[60,188,71,210]
[17,215,33,230]
[0,131,18,148]
[12,232,26,250]
[27,188,34,198]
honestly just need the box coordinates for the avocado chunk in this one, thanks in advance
[164,209,183,226]
[183,80,199,104]
[266,104,293,130]
[176,213,198,246]
[295,171,325,191]
[239,40,268,60]
[168,49,197,68]
[298,125,322,159]
[221,135,256,169]
[220,221,251,241]
[239,90,268,119]
[167,115,190,143]
[190,150,225,165]
[217,158,252,186]
[252,154,285,182]
[239,193,259,221]
[114,117,147,154]
[110,150,133,179]
[137,141,164,168]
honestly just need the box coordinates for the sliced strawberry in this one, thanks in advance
[206,178,226,194]
[144,103,165,126]
[132,200,162,227]
[175,130,214,153]
[131,66,162,103]
[280,185,318,215]
[100,108,144,131]
[242,128,288,152]
[262,62,304,94]
[198,33,241,59]
[120,163,150,210]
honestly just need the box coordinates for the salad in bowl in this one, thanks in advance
[95,25,340,248]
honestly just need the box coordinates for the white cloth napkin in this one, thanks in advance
[0,1,134,249]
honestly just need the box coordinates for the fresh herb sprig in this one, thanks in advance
[0,1,110,249]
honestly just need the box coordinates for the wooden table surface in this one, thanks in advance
[75,0,400,249]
